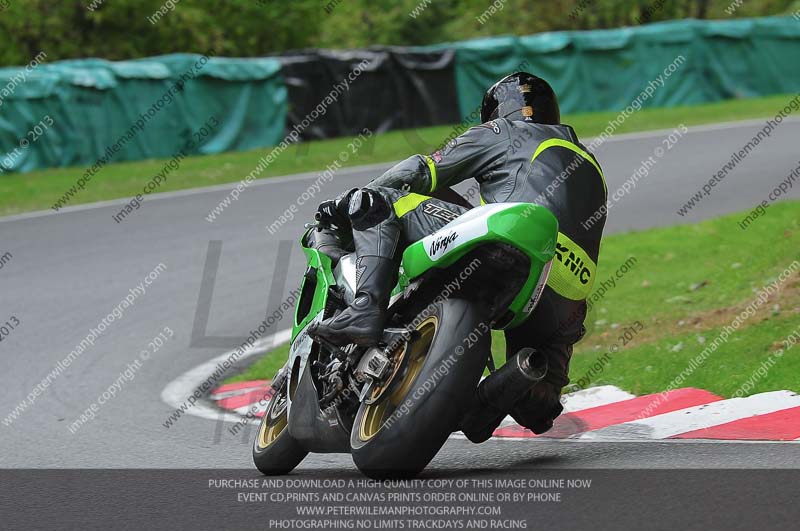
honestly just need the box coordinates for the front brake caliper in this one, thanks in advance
[270,365,288,391]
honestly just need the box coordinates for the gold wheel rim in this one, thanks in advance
[358,317,438,441]
[257,391,288,449]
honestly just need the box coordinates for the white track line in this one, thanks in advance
[590,116,800,143]
[235,406,257,416]
[237,400,271,419]
[3,117,798,224]
[0,162,395,223]
[561,385,635,412]
[160,328,292,424]
[579,390,800,440]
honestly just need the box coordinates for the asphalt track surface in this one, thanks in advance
[1,118,799,471]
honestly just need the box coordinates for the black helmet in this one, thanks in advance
[480,72,560,124]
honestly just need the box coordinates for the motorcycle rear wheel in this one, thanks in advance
[350,298,489,478]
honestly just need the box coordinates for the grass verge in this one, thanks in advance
[223,343,290,385]
[225,200,800,398]
[1,94,794,217]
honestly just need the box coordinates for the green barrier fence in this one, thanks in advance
[0,53,286,174]
[1,16,798,174]
[453,16,800,124]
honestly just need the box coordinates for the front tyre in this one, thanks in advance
[253,380,308,475]
[350,298,489,478]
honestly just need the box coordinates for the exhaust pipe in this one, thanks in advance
[460,348,548,443]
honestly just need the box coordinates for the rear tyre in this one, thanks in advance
[253,381,308,475]
[350,298,489,478]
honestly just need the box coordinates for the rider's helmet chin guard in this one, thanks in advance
[480,71,561,125]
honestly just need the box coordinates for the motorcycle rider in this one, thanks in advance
[310,72,607,440]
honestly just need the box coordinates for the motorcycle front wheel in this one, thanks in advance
[253,378,308,475]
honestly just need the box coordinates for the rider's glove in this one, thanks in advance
[315,188,357,231]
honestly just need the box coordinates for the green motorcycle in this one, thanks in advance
[253,201,557,478]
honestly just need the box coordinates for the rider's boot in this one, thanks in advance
[310,255,397,346]
[310,189,401,347]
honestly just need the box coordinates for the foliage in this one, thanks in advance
[1,0,797,66]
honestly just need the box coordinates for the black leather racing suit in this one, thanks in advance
[351,117,607,434]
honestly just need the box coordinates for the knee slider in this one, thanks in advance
[349,188,391,231]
